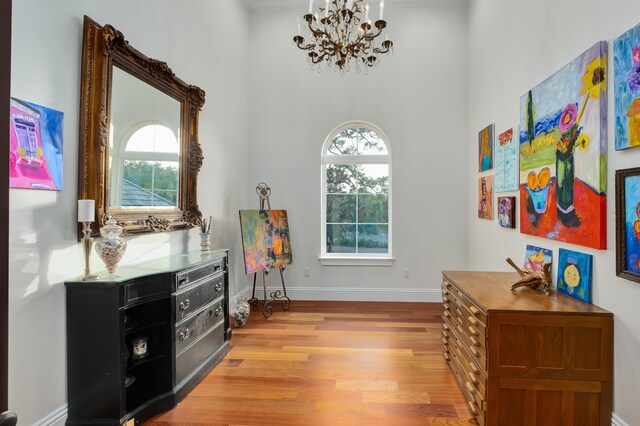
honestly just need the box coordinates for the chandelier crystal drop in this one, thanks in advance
[293,0,394,75]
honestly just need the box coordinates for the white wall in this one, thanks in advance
[247,5,469,300]
[10,0,250,424]
[467,1,640,424]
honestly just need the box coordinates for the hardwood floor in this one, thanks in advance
[147,301,476,426]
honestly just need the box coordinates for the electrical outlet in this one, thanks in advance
[404,268,410,278]
[304,267,310,277]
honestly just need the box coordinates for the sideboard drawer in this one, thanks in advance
[175,321,225,385]
[175,297,225,355]
[174,272,224,321]
[176,260,224,290]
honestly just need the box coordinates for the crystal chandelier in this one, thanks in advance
[293,0,394,74]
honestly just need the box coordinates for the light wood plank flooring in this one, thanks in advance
[147,301,476,425]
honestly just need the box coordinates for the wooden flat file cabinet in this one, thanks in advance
[441,271,613,426]
[66,250,230,425]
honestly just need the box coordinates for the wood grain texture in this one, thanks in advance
[146,301,476,425]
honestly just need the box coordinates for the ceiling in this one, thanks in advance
[242,0,468,12]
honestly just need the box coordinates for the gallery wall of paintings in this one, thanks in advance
[475,19,640,302]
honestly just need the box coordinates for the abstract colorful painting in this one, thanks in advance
[557,248,592,303]
[498,196,516,229]
[524,245,553,274]
[495,127,519,192]
[478,175,493,220]
[615,168,640,282]
[239,210,293,274]
[614,22,640,150]
[519,41,607,250]
[9,98,63,190]
[478,124,494,172]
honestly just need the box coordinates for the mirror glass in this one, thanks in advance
[109,66,181,209]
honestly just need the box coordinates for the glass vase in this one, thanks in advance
[95,215,127,276]
[556,149,575,221]
[199,232,210,252]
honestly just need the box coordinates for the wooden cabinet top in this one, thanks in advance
[442,270,612,316]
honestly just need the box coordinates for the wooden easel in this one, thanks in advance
[247,183,291,318]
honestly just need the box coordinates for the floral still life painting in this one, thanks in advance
[478,175,493,220]
[9,97,63,190]
[524,244,553,274]
[495,127,519,192]
[557,248,592,303]
[498,196,516,229]
[614,21,640,150]
[478,124,494,172]
[239,210,293,274]
[519,41,607,250]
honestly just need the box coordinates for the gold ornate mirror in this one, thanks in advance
[78,16,204,237]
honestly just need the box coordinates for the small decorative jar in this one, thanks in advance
[232,300,250,327]
[199,232,211,252]
[95,215,127,276]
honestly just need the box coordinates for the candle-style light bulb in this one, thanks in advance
[325,0,329,17]
[309,0,314,14]
[380,0,384,20]
[364,3,369,23]
[297,15,301,34]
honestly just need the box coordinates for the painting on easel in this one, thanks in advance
[239,210,293,274]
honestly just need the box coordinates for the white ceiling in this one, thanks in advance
[242,0,468,12]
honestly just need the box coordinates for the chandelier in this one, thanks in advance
[293,0,394,74]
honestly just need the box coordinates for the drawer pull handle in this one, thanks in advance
[443,296,450,304]
[468,326,480,336]
[214,264,221,271]
[470,345,480,358]
[443,281,451,288]
[444,311,451,319]
[444,352,450,361]
[443,323,450,331]
[471,336,481,347]
[178,276,190,286]
[465,381,476,394]
[469,305,481,316]
[214,307,223,316]
[469,361,480,374]
[443,304,450,311]
[442,289,450,295]
[457,324,465,336]
[179,299,191,311]
[215,283,223,291]
[442,337,448,345]
[469,371,478,384]
[456,308,463,317]
[467,315,479,326]
[468,400,479,415]
[179,328,191,341]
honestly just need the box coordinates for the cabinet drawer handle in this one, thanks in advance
[468,400,479,415]
[443,296,450,304]
[442,337,448,346]
[465,381,476,394]
[179,299,190,310]
[443,323,450,331]
[443,311,451,319]
[178,276,190,286]
[469,361,480,374]
[470,345,480,358]
[444,352,450,361]
[443,304,450,311]
[470,336,481,347]
[215,283,223,291]
[214,264,221,271]
[443,281,451,288]
[467,315,478,326]
[468,326,480,336]
[442,289,450,295]
[179,328,191,341]
[469,371,478,384]
[469,305,481,316]
[214,307,223,316]
[456,308,463,318]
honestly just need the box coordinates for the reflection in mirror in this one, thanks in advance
[109,67,181,209]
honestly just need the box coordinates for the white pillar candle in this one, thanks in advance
[325,0,329,17]
[380,0,384,20]
[78,199,95,222]
[364,3,369,23]
[309,0,314,14]
[297,15,301,34]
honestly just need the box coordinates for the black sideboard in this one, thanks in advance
[65,250,230,425]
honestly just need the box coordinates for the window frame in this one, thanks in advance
[320,121,394,266]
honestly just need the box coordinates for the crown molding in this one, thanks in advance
[245,0,468,13]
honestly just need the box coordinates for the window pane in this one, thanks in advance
[326,194,356,223]
[123,160,179,207]
[327,224,356,253]
[326,127,388,156]
[126,124,179,153]
[358,194,388,223]
[358,225,388,253]
[326,164,359,193]
[358,164,389,194]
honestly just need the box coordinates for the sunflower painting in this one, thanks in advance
[519,41,607,250]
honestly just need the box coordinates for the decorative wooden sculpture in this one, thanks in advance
[506,257,552,296]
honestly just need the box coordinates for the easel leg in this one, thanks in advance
[279,267,291,311]
[261,271,274,318]
[248,273,258,307]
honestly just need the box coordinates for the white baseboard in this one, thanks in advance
[261,286,442,302]
[34,404,67,426]
[612,413,628,426]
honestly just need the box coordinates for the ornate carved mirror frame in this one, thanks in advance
[78,16,204,237]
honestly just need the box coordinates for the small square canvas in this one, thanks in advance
[557,248,592,303]
[479,124,494,172]
[495,127,519,192]
[524,244,552,273]
[478,175,493,220]
[9,97,63,190]
[498,196,516,228]
[614,22,640,150]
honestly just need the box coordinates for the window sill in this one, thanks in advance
[318,256,395,266]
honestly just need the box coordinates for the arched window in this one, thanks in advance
[321,122,392,264]
[110,123,180,208]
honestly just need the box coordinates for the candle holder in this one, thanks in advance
[79,221,100,281]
